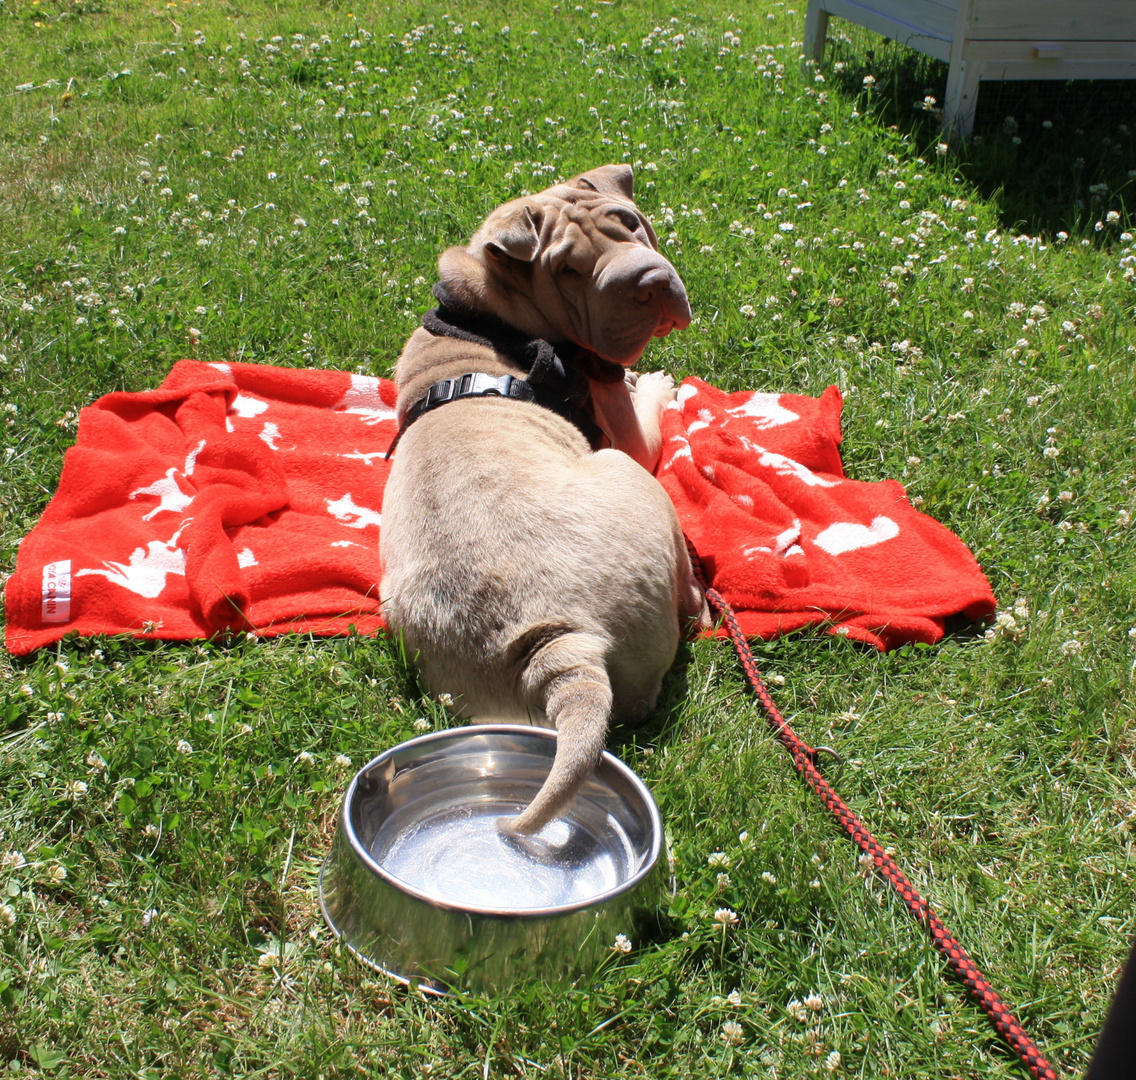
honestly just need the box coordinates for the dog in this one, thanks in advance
[379,164,708,835]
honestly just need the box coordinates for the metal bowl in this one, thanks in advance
[319,724,663,995]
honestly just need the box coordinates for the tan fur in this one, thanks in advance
[380,165,709,835]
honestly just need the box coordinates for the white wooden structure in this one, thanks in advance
[803,0,1136,137]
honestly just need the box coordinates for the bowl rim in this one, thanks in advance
[335,723,663,919]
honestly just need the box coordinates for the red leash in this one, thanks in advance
[696,574,1059,1080]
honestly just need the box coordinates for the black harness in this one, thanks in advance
[385,283,624,459]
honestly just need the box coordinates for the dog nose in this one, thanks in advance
[634,267,692,332]
[633,267,673,305]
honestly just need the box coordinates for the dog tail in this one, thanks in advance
[505,628,612,836]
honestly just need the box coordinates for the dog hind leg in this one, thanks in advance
[506,630,613,835]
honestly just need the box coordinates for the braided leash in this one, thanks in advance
[695,573,1058,1079]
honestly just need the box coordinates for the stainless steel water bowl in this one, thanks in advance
[319,724,663,995]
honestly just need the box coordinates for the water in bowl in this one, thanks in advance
[371,792,638,911]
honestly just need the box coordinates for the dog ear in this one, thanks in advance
[573,164,634,200]
[482,204,543,264]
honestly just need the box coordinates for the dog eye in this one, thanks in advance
[608,209,641,233]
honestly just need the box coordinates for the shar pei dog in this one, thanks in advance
[380,163,709,835]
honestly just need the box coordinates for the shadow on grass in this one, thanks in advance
[610,636,700,758]
[823,33,1135,237]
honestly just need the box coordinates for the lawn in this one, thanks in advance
[1,0,1134,1076]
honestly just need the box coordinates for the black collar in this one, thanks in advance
[385,285,624,458]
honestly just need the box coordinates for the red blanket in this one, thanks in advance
[4,361,994,656]
[658,378,994,649]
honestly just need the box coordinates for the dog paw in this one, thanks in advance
[633,370,677,404]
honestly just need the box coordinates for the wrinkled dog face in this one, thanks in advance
[438,164,691,365]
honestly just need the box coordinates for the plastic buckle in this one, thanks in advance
[468,373,514,397]
[426,379,456,407]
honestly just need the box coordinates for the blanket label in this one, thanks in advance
[41,560,72,623]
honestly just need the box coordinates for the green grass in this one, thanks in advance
[1,0,1134,1076]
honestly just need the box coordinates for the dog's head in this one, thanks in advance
[437,164,691,365]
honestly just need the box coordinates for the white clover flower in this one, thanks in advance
[1043,446,1060,459]
[804,992,824,1011]
[778,221,794,232]
[761,871,777,885]
[824,1050,842,1071]
[717,873,732,889]
[727,989,742,1006]
[720,1020,744,1046]
[611,933,632,953]
[0,905,15,928]
[787,998,808,1021]
[1,852,26,870]
[862,75,876,88]
[739,304,756,318]
[708,851,730,868]
[413,718,431,732]
[45,864,68,884]
[294,751,315,765]
[1061,639,1084,657]
[176,739,193,754]
[258,949,279,968]
[713,907,739,927]
[334,754,353,767]
[64,779,88,799]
